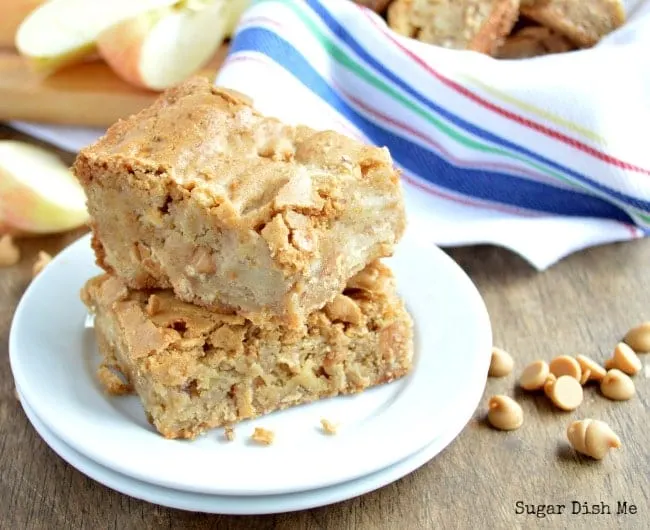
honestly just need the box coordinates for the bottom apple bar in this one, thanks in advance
[81,261,413,439]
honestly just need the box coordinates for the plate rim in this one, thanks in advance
[10,231,492,496]
[17,380,479,515]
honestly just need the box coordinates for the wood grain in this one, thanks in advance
[0,46,229,127]
[1,125,648,528]
[0,0,43,48]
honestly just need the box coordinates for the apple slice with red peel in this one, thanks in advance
[0,141,89,234]
[15,0,178,74]
[97,0,250,91]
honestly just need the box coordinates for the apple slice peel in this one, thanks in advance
[0,141,88,234]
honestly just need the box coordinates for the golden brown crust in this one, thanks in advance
[74,77,406,327]
[496,26,574,58]
[521,0,625,48]
[82,261,413,440]
[388,0,520,55]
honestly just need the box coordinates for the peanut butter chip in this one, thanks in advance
[547,375,583,411]
[146,294,162,316]
[543,374,557,399]
[579,369,592,386]
[604,358,615,371]
[549,355,582,381]
[488,347,514,378]
[576,355,606,382]
[612,342,642,375]
[520,360,549,391]
[347,266,380,290]
[567,419,621,460]
[600,369,635,401]
[32,251,52,278]
[487,395,523,431]
[0,235,20,266]
[623,322,650,353]
[324,294,363,325]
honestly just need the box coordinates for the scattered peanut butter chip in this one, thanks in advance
[576,355,607,382]
[320,418,338,435]
[547,375,583,411]
[543,374,557,398]
[604,358,616,371]
[32,251,52,278]
[251,427,274,445]
[612,342,642,375]
[0,234,20,267]
[579,369,592,386]
[623,322,650,353]
[488,347,514,378]
[487,395,523,431]
[567,419,621,460]
[224,426,235,442]
[600,369,635,401]
[520,360,549,391]
[549,355,582,381]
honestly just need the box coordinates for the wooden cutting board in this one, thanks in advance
[0,46,229,128]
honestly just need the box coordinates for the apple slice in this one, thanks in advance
[0,141,89,234]
[15,0,178,74]
[97,0,250,91]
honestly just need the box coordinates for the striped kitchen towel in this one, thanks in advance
[12,0,650,269]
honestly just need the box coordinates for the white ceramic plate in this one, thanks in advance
[10,230,491,496]
[18,385,477,515]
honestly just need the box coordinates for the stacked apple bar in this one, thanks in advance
[75,77,413,439]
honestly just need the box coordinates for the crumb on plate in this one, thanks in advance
[224,426,235,441]
[320,418,338,435]
[251,427,274,445]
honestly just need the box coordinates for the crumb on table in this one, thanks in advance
[0,235,20,267]
[32,251,52,278]
[251,427,274,445]
[320,418,338,435]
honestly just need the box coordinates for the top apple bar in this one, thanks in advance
[74,77,406,327]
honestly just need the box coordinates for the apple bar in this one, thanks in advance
[81,261,413,440]
[74,77,406,327]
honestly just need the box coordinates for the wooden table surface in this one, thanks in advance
[1,124,648,529]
